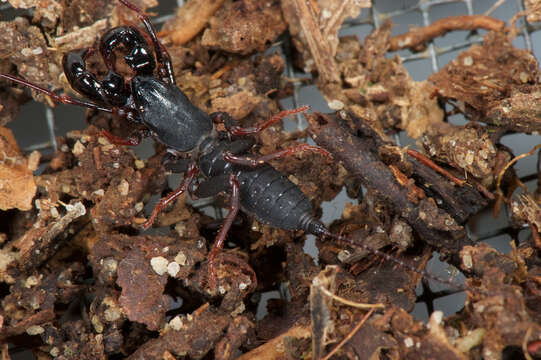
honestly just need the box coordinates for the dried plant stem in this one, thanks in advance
[291,0,340,84]
[496,144,541,200]
[321,309,375,360]
[389,15,506,51]
[317,286,384,310]
[406,149,465,187]
[484,0,507,16]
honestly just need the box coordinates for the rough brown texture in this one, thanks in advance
[117,248,169,331]
[201,0,287,55]
[161,0,227,45]
[281,0,370,75]
[430,31,541,133]
[0,127,38,210]
[1,1,541,359]
[307,111,474,255]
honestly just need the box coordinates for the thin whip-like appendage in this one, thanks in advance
[0,74,113,113]
[325,230,468,293]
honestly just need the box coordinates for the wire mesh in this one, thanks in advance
[279,0,541,320]
[3,0,540,322]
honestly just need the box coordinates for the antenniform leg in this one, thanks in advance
[216,106,309,136]
[141,162,199,230]
[207,174,240,289]
[117,0,176,84]
[0,73,113,113]
[223,143,331,167]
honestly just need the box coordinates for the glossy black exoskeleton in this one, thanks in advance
[0,0,466,294]
[0,0,333,287]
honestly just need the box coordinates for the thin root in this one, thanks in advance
[496,144,541,201]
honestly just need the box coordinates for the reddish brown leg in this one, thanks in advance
[208,174,240,289]
[100,129,149,146]
[141,162,199,230]
[223,143,331,167]
[117,0,175,84]
[0,74,113,113]
[227,105,309,136]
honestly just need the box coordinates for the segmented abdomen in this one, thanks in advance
[237,164,312,231]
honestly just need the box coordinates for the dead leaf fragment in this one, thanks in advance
[0,127,37,211]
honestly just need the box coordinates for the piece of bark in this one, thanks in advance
[307,112,471,254]
[13,202,86,272]
[0,201,86,285]
[0,309,55,341]
[345,246,431,311]
[116,248,169,331]
[511,194,541,235]
[214,316,255,360]
[52,19,108,52]
[408,157,489,224]
[286,0,340,84]
[465,264,541,359]
[346,321,398,360]
[459,243,518,277]
[349,116,490,222]
[128,305,232,359]
[282,0,369,74]
[162,0,227,45]
[420,126,498,180]
[201,0,287,55]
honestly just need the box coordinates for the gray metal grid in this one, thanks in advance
[279,0,541,320]
[3,0,540,322]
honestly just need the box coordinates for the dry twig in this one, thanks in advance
[496,144,541,200]
[307,112,471,253]
[484,0,506,16]
[316,286,385,309]
[406,148,466,187]
[389,15,506,51]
